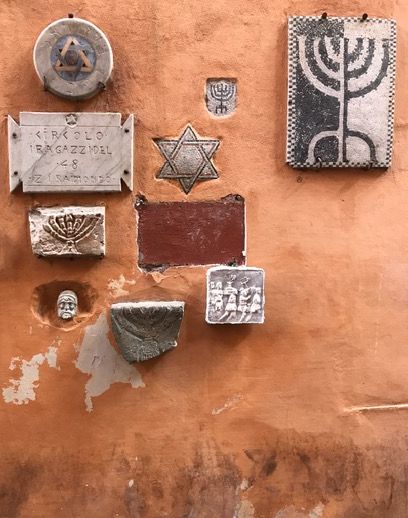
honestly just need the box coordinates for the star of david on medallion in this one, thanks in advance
[154,125,220,194]
[52,35,95,81]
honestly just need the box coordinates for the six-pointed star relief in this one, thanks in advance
[54,36,94,78]
[154,125,220,194]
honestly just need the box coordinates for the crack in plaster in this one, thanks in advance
[275,503,325,518]
[344,403,408,414]
[75,313,144,412]
[2,343,59,405]
[212,394,243,415]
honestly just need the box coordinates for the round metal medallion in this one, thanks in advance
[33,17,113,100]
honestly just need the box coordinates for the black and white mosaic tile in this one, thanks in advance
[287,16,396,168]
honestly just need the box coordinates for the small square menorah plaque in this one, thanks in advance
[206,78,237,116]
[287,16,396,168]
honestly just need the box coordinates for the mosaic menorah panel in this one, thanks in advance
[287,16,396,168]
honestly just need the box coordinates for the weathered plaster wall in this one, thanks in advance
[0,0,408,516]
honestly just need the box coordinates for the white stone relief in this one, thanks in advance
[206,267,265,324]
[57,290,78,320]
[29,206,105,257]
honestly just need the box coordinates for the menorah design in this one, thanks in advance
[297,34,390,164]
[43,213,101,253]
[209,81,236,114]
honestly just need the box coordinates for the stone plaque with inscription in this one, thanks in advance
[9,112,133,193]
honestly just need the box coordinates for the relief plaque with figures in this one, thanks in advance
[206,266,265,325]
[9,112,133,193]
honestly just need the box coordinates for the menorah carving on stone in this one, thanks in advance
[206,79,237,116]
[29,206,106,257]
[43,213,101,254]
[287,17,396,168]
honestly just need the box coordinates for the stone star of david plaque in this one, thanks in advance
[154,125,220,193]
[29,206,105,257]
[287,16,396,168]
[33,17,113,100]
[8,112,133,193]
[206,266,265,325]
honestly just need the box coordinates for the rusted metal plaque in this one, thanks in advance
[9,112,133,193]
[287,16,396,168]
[135,195,245,270]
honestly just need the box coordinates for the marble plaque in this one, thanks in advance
[206,266,265,324]
[206,79,237,116]
[110,301,185,362]
[9,112,133,193]
[33,17,113,100]
[287,16,396,168]
[29,206,105,257]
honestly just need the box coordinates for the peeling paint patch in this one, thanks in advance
[107,274,135,297]
[275,503,325,518]
[212,394,243,415]
[234,500,255,518]
[2,344,59,405]
[75,313,144,412]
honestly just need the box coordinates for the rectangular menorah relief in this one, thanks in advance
[29,206,105,257]
[287,16,396,168]
[9,113,133,192]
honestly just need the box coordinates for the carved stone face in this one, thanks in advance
[57,290,78,320]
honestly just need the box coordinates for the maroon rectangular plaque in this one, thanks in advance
[136,195,245,270]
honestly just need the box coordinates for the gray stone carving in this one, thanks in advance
[206,79,237,116]
[33,17,113,100]
[206,266,265,324]
[8,112,133,192]
[57,290,78,320]
[154,125,220,194]
[29,206,105,257]
[110,302,185,362]
[287,16,396,168]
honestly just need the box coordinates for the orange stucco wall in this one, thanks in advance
[1,0,408,516]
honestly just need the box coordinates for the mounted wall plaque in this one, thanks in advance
[135,194,245,270]
[33,17,113,100]
[9,112,133,193]
[287,16,396,168]
[110,301,185,362]
[206,266,265,324]
[29,206,105,257]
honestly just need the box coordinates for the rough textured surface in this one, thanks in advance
[206,266,265,324]
[9,112,133,192]
[136,195,245,269]
[33,17,113,100]
[110,301,185,362]
[29,206,105,257]
[2,1,408,516]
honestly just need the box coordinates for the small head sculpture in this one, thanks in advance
[57,290,78,320]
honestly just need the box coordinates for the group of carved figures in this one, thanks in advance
[208,278,262,323]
